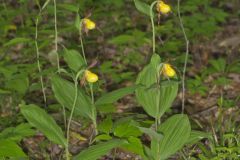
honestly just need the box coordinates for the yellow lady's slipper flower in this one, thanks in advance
[163,63,176,77]
[156,1,171,14]
[85,70,98,83]
[83,18,96,30]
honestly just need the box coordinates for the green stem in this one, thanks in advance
[155,86,161,160]
[53,0,60,72]
[93,119,98,136]
[79,21,87,65]
[89,83,98,136]
[66,71,83,160]
[155,117,161,160]
[150,1,172,158]
[150,1,159,55]
[35,16,47,107]
[177,0,189,114]
[90,83,94,103]
[219,90,224,145]
[155,117,158,131]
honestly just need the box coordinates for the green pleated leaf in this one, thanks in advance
[63,49,85,72]
[51,75,96,121]
[135,54,178,118]
[21,104,67,147]
[136,86,159,118]
[151,114,191,160]
[158,81,178,118]
[136,54,161,88]
[0,140,26,157]
[73,139,126,160]
[135,54,160,118]
[134,0,152,17]
[95,85,138,106]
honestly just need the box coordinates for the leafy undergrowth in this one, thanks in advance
[0,0,240,160]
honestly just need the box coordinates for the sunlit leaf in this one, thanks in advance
[70,131,87,141]
[151,114,191,160]
[0,140,26,157]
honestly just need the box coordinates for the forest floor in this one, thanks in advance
[18,15,240,160]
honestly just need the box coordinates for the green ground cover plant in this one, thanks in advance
[0,0,239,160]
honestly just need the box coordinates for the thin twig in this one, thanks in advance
[177,0,189,114]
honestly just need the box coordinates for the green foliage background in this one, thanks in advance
[0,0,239,159]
